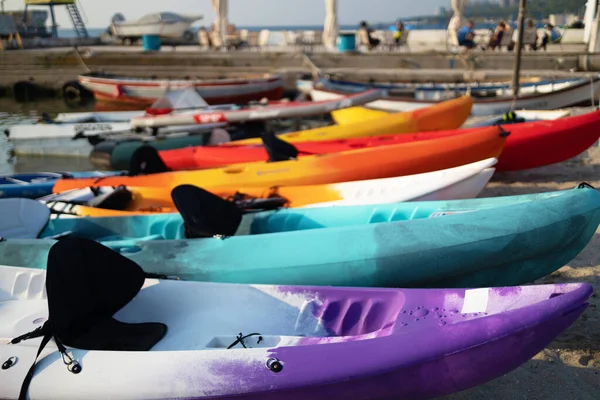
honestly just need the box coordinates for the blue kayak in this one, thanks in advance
[0,171,120,199]
[0,184,599,288]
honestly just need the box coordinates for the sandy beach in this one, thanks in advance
[439,143,600,399]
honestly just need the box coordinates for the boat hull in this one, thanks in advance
[3,187,600,288]
[42,159,498,216]
[53,127,507,193]
[80,74,285,106]
[0,172,115,199]
[310,77,600,116]
[231,109,600,173]
[0,265,592,400]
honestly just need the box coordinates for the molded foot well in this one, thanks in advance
[310,292,405,337]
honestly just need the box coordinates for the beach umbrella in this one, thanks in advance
[211,0,229,45]
[323,0,339,50]
[448,0,469,32]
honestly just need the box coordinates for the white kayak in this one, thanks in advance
[0,237,593,400]
[35,158,498,218]
[299,157,498,208]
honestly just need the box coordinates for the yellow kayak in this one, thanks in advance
[231,95,473,145]
[332,106,389,125]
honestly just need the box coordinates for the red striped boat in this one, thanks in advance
[78,73,285,106]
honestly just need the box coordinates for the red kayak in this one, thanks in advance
[160,110,600,172]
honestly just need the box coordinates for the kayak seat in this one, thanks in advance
[172,184,242,238]
[86,186,133,210]
[46,237,167,351]
[129,145,170,176]
[0,198,50,239]
[11,237,167,398]
[260,131,298,162]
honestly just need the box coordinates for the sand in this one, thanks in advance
[439,144,600,399]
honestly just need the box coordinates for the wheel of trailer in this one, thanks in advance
[62,81,94,108]
[123,38,133,46]
[183,31,194,42]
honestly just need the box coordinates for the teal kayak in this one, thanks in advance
[1,184,599,288]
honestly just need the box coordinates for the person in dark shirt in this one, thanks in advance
[457,20,476,49]
[570,17,584,29]
[488,21,506,50]
[359,21,380,49]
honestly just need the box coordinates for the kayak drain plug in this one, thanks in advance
[2,357,17,370]
[266,358,283,373]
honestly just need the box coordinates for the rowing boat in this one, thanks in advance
[79,72,286,106]
[310,75,600,115]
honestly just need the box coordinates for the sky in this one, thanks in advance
[3,0,452,28]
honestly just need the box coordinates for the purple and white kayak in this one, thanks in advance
[0,263,591,399]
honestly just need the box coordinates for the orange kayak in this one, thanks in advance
[53,126,507,194]
[48,157,497,217]
[229,95,473,145]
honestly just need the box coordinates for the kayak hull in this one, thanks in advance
[232,95,473,145]
[0,172,115,199]
[0,263,592,399]
[43,159,497,216]
[159,110,600,172]
[53,127,507,193]
[4,187,600,288]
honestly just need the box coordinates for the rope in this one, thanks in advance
[72,46,91,73]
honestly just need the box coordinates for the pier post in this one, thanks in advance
[511,0,527,98]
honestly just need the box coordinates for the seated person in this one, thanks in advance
[394,21,405,44]
[570,17,584,29]
[457,20,477,49]
[488,21,506,50]
[526,19,538,51]
[359,21,380,49]
[540,23,561,50]
[227,23,242,48]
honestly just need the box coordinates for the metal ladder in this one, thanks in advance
[66,3,89,38]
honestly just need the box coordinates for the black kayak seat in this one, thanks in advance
[46,237,167,351]
[10,237,167,399]
[129,145,170,176]
[86,186,133,210]
[171,184,243,238]
[260,131,299,162]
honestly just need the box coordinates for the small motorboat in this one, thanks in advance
[110,12,203,40]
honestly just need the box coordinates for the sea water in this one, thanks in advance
[0,99,96,175]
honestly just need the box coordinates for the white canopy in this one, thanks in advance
[211,0,229,45]
[448,0,469,32]
[323,0,339,50]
